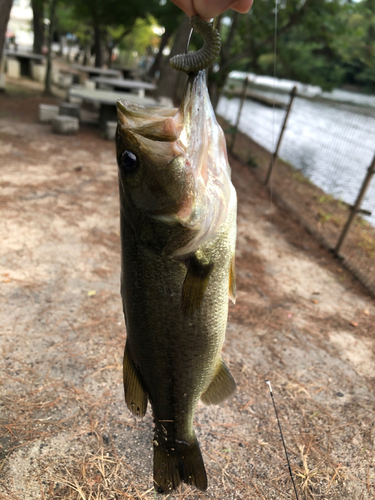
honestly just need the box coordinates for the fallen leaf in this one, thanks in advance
[363,309,370,316]
[349,321,358,327]
[88,290,96,297]
[312,299,319,304]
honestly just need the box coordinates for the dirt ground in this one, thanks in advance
[1,77,375,500]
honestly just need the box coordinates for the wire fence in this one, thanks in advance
[217,84,375,296]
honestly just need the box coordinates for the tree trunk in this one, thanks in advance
[207,73,221,111]
[157,15,191,106]
[44,0,57,96]
[93,25,103,68]
[148,28,172,79]
[31,0,44,54]
[0,0,13,63]
[107,40,113,69]
[83,46,89,65]
[107,28,131,70]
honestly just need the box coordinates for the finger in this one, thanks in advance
[230,0,253,13]
[170,0,196,18]
[192,0,252,19]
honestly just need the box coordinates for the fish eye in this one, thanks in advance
[119,150,137,174]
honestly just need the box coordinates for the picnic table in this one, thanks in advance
[5,50,45,77]
[92,77,157,97]
[68,87,160,129]
[113,67,135,79]
[71,65,121,82]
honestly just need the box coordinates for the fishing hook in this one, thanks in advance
[185,27,193,55]
[170,16,221,74]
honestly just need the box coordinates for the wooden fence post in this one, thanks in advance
[335,153,375,255]
[264,85,297,186]
[230,76,249,151]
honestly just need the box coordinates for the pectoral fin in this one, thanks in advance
[123,342,148,418]
[229,254,236,304]
[181,252,214,316]
[201,358,236,405]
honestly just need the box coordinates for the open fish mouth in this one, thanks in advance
[116,70,236,258]
[173,70,236,256]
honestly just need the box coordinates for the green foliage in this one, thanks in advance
[257,53,273,74]
[277,41,346,90]
[336,1,375,89]
[63,0,157,30]
[147,1,182,34]
[249,0,348,89]
[51,0,162,66]
[205,0,375,95]
[56,3,92,46]
[39,0,375,91]
[56,0,160,49]
[118,17,159,56]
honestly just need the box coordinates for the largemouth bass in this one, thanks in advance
[116,69,237,493]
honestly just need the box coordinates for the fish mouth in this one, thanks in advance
[116,71,236,258]
[117,100,182,143]
[170,70,236,256]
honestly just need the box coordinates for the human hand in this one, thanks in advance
[170,0,253,20]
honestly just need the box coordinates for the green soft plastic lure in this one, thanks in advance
[170,16,221,74]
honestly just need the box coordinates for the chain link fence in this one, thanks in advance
[217,84,375,296]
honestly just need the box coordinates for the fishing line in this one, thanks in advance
[265,2,299,499]
[270,0,278,191]
[266,0,278,302]
[185,27,193,54]
[266,381,300,500]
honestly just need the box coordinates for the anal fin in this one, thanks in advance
[123,342,148,417]
[201,358,236,405]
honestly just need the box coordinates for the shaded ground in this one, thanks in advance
[1,77,375,500]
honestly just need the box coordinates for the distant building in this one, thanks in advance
[6,0,33,51]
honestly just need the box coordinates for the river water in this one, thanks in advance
[217,79,375,226]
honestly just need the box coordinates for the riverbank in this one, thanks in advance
[227,72,375,108]
[217,91,375,226]
[219,116,375,297]
[224,86,286,108]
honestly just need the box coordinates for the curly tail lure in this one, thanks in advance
[170,16,221,74]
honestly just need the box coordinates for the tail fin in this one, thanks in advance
[153,433,207,494]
